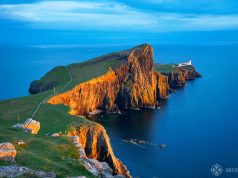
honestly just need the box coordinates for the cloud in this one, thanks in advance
[0,1,158,30]
[0,0,238,32]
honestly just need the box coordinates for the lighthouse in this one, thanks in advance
[178,60,192,67]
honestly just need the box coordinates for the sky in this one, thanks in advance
[0,0,238,45]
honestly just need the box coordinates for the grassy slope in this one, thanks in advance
[0,50,128,177]
[39,66,70,87]
[0,47,178,177]
[0,89,95,177]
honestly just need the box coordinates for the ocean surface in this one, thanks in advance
[1,44,238,178]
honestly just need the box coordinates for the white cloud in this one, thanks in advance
[0,1,238,31]
[0,1,158,30]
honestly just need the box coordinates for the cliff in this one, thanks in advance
[48,44,200,115]
[67,123,131,177]
[48,44,160,115]
[154,72,170,100]
[162,65,201,89]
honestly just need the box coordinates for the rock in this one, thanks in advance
[71,136,80,144]
[154,72,170,100]
[67,124,131,178]
[28,66,67,94]
[0,165,56,178]
[81,158,125,178]
[29,80,56,94]
[51,133,60,137]
[162,65,201,89]
[0,142,17,162]
[78,148,87,158]
[13,118,40,134]
[17,140,25,146]
[159,144,166,149]
[46,132,62,137]
[68,135,87,158]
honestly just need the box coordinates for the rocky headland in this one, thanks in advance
[48,44,200,116]
[11,43,201,177]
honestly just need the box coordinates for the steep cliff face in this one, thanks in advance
[115,45,156,109]
[67,124,130,177]
[48,44,160,115]
[154,72,170,100]
[162,65,201,89]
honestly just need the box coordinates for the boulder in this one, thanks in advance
[17,140,25,146]
[13,118,40,134]
[0,142,17,162]
[80,158,125,178]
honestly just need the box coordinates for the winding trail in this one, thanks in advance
[31,67,72,118]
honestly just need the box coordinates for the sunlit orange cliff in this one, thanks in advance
[48,44,173,115]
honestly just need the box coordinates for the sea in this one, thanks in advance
[1,43,238,178]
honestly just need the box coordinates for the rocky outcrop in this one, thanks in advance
[13,118,40,134]
[69,136,87,158]
[80,158,124,178]
[162,65,201,89]
[0,165,56,178]
[29,80,56,94]
[48,44,162,115]
[67,124,131,178]
[0,142,17,162]
[28,66,68,94]
[154,72,170,100]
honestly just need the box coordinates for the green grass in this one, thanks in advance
[0,90,95,177]
[32,66,71,88]
[154,63,179,73]
[15,137,94,178]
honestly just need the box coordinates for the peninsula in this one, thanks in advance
[0,44,200,177]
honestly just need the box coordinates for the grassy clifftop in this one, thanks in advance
[29,48,129,94]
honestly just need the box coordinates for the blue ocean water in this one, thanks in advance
[1,44,238,178]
